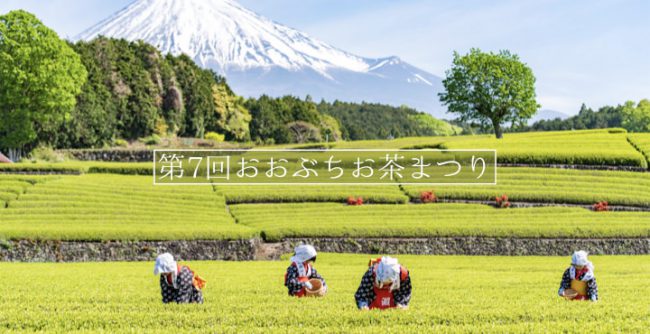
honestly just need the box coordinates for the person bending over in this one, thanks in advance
[154,253,205,304]
[355,256,411,310]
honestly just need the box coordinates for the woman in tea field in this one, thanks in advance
[284,244,327,297]
[355,256,412,310]
[154,253,205,304]
[558,250,599,302]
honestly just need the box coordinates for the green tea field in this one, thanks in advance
[1,254,648,333]
[2,129,650,333]
[2,0,648,331]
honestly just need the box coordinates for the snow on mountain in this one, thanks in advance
[77,0,447,116]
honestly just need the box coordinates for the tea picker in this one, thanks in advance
[355,256,412,310]
[284,244,328,297]
[558,250,598,302]
[154,253,206,304]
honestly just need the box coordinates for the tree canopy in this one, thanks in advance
[622,99,650,132]
[526,101,650,133]
[0,11,462,153]
[439,48,539,139]
[0,10,87,155]
[317,101,459,141]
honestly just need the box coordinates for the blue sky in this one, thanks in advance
[1,0,648,115]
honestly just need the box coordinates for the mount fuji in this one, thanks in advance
[77,0,447,117]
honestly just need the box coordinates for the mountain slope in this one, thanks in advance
[529,109,569,124]
[77,0,446,116]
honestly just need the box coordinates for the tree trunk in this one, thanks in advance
[7,148,16,162]
[492,120,503,139]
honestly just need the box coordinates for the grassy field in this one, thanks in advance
[628,133,650,164]
[231,203,650,241]
[439,129,647,167]
[2,130,650,332]
[216,184,408,204]
[0,161,152,174]
[218,167,650,206]
[1,130,647,175]
[289,129,648,168]
[6,165,650,208]
[0,162,88,173]
[1,254,648,333]
[0,175,50,208]
[403,167,650,207]
[3,172,650,241]
[0,174,255,241]
[1,129,649,241]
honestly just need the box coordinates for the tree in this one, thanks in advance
[0,10,87,158]
[287,121,321,143]
[622,99,650,132]
[319,114,342,142]
[439,48,539,139]
[407,113,461,136]
[246,95,323,144]
[317,100,458,140]
[169,55,215,138]
[212,80,251,141]
[55,39,118,148]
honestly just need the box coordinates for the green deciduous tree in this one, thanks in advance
[407,113,462,136]
[247,95,323,144]
[0,10,87,158]
[319,114,342,142]
[439,48,539,139]
[212,78,251,141]
[622,99,650,132]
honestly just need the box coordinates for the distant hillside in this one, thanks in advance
[528,109,568,124]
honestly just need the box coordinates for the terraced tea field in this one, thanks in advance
[2,169,650,241]
[231,203,650,241]
[2,129,650,332]
[315,129,649,168]
[216,184,408,204]
[216,167,650,206]
[628,133,650,164]
[439,129,647,167]
[0,174,255,240]
[1,254,648,333]
[2,130,648,177]
[0,175,50,208]
[0,161,152,174]
[403,167,650,207]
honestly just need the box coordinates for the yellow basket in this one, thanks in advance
[563,289,578,300]
[305,279,326,297]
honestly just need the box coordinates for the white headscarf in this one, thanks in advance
[570,250,595,281]
[154,253,179,288]
[290,245,317,277]
[375,256,401,291]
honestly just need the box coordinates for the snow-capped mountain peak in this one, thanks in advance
[77,0,370,75]
[368,56,403,71]
[77,0,447,116]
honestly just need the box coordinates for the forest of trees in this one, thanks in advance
[526,100,650,133]
[317,101,460,141]
[244,96,460,144]
[47,36,463,148]
[447,101,650,135]
[0,11,461,154]
[45,37,251,149]
[3,10,648,158]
